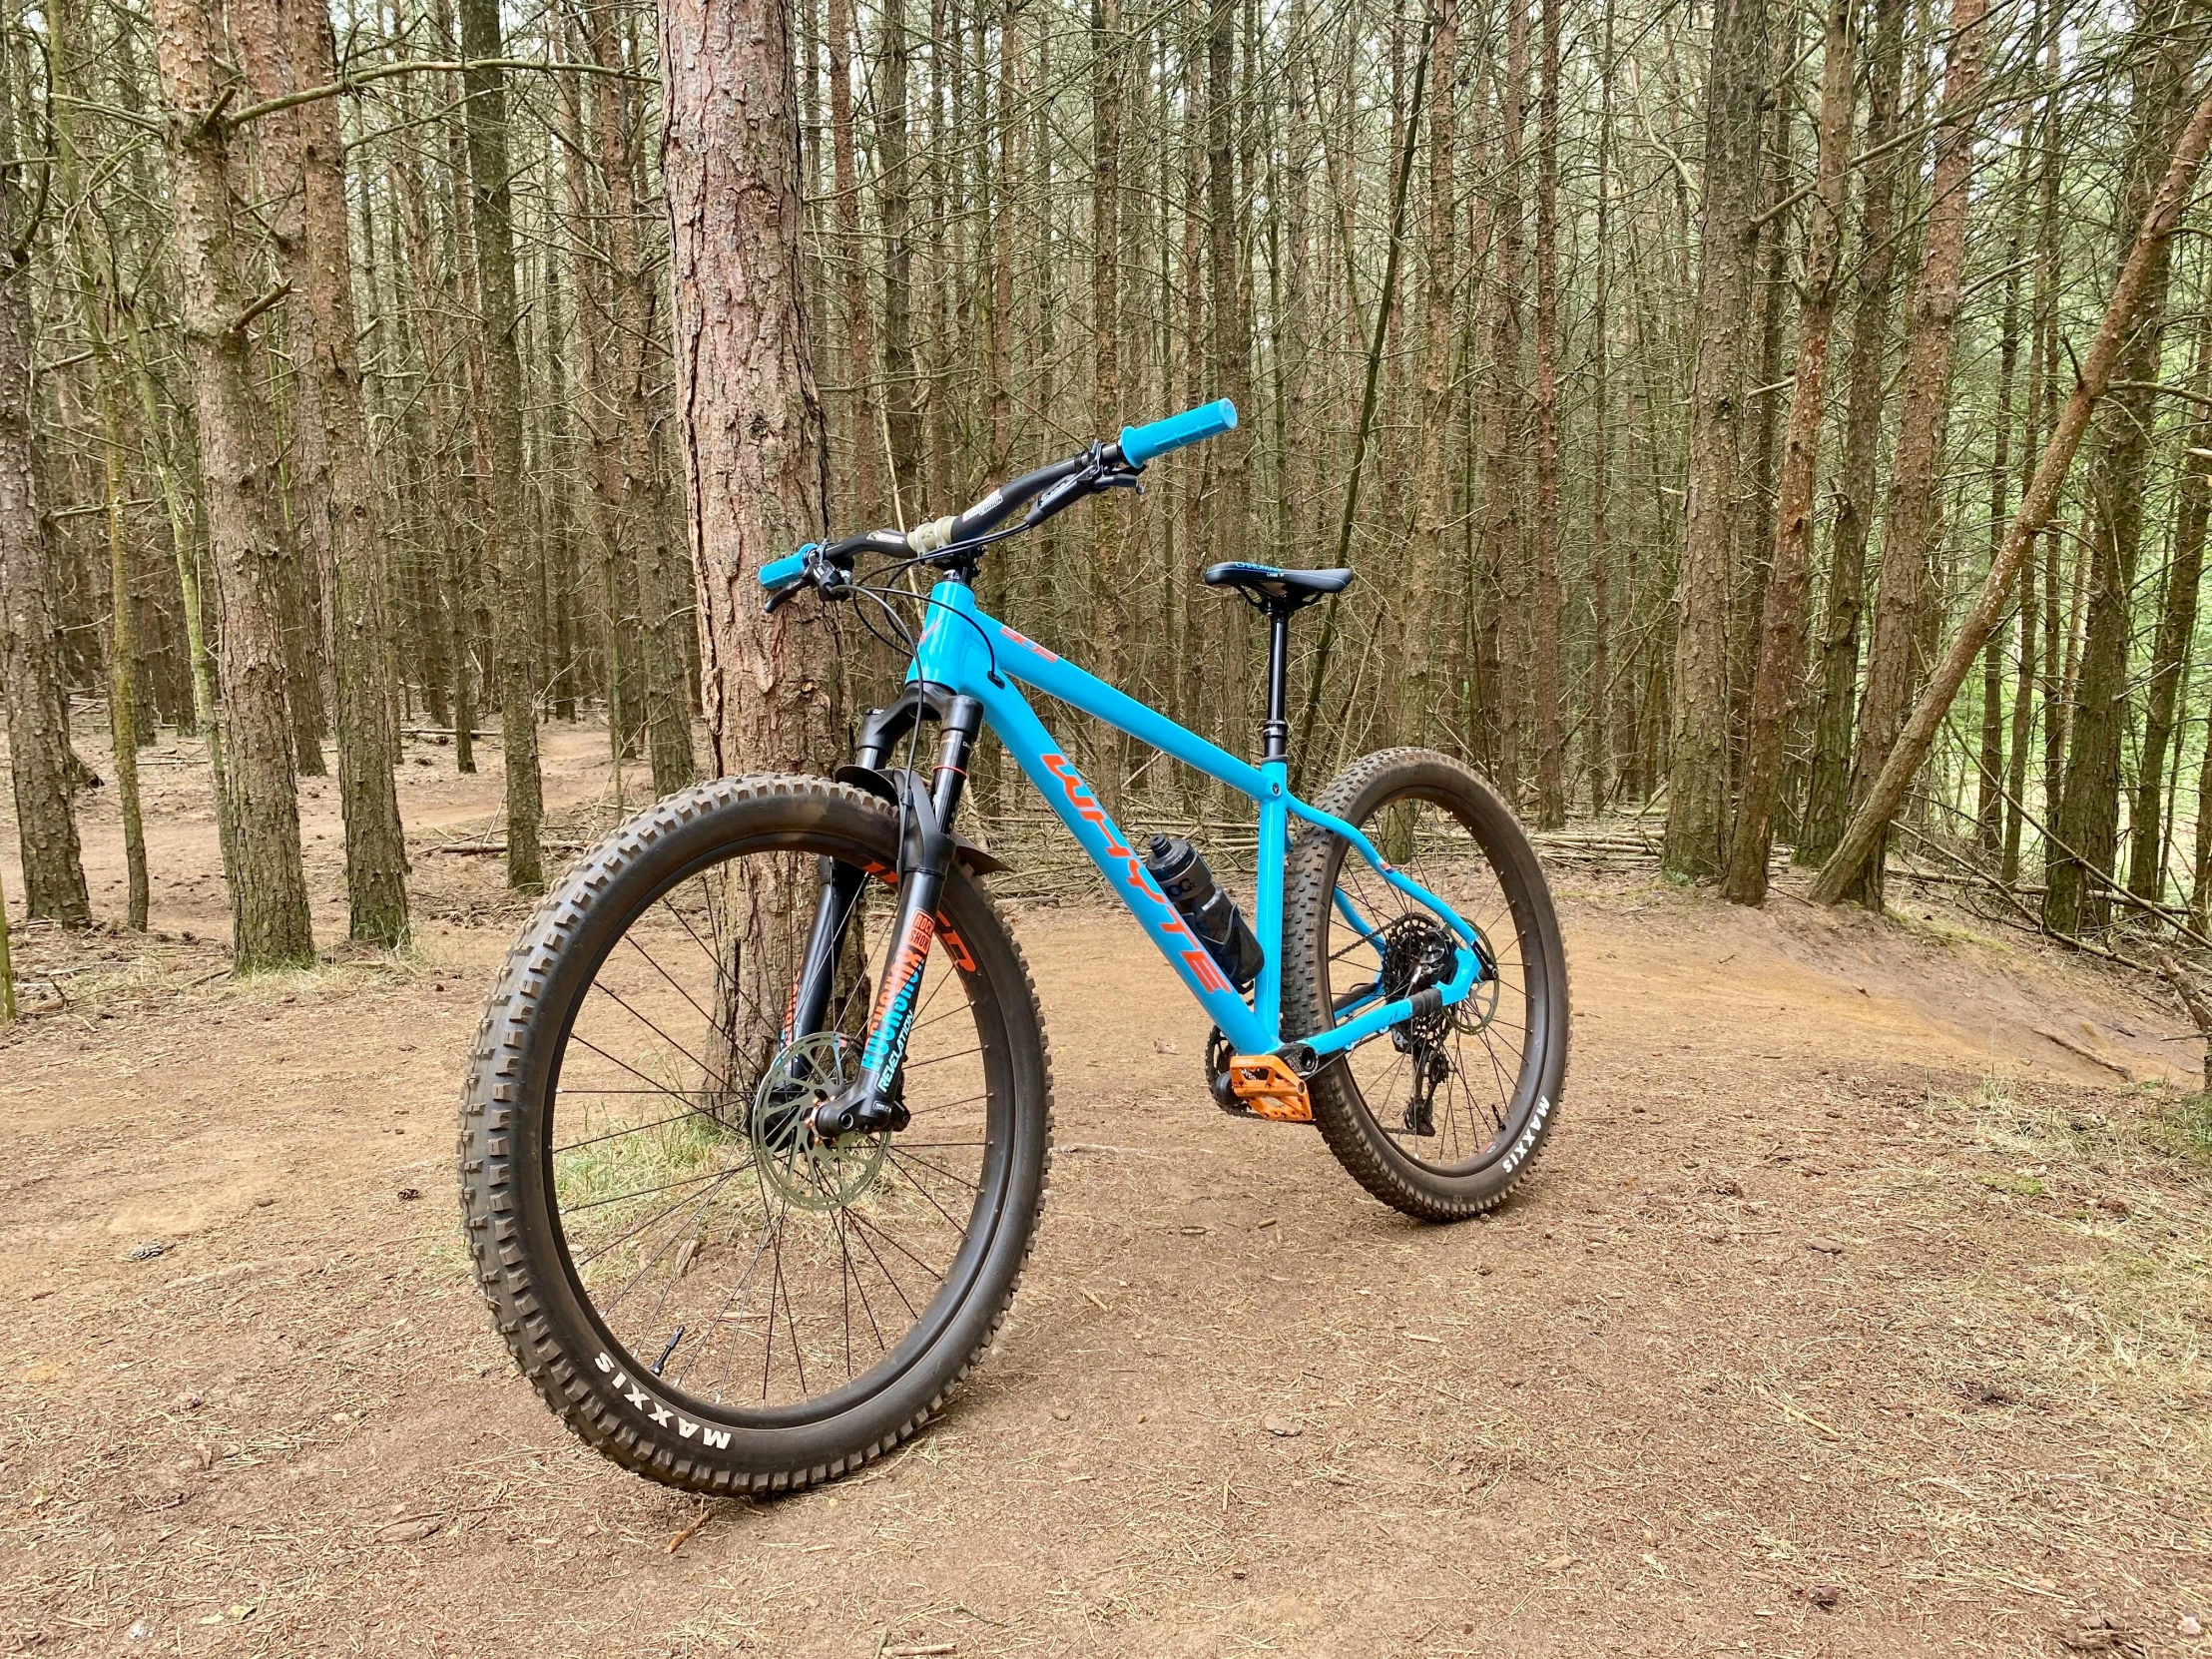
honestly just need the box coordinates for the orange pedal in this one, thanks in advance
[1227,1053,1314,1123]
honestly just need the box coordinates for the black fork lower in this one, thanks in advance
[797,690,986,1137]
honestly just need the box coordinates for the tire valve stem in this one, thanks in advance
[651,1325,686,1378]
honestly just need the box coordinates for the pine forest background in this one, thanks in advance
[5,0,2212,980]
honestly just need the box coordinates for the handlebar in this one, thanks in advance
[1118,398,1238,467]
[761,398,1237,613]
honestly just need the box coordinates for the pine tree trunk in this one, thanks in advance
[2125,299,2212,902]
[1,21,89,928]
[663,0,840,777]
[878,0,920,519]
[1721,0,1856,904]
[2004,13,2056,884]
[1090,0,1128,809]
[100,378,149,931]
[1409,0,1457,752]
[456,0,545,891]
[1834,0,1988,910]
[1207,0,1252,760]
[1661,0,1770,879]
[1796,0,1907,866]
[279,0,410,943]
[2031,16,2065,869]
[1475,0,1529,794]
[1731,6,1799,768]
[2043,18,2205,934]
[150,0,315,969]
[47,3,148,929]
[589,3,697,799]
[1588,0,1615,814]
[830,0,883,523]
[1975,166,2026,863]
[1530,0,1566,829]
[2157,308,2212,907]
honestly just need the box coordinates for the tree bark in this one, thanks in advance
[391,71,476,780]
[1589,0,1615,812]
[2046,20,2207,933]
[1833,0,1988,910]
[1410,0,1458,752]
[1811,74,2212,908]
[1661,0,1770,879]
[2141,309,2212,902]
[1975,145,2027,863]
[227,0,329,786]
[1721,0,1855,904]
[0,22,89,928]
[151,0,315,969]
[662,0,840,778]
[1091,0,1128,810]
[267,0,411,943]
[1207,0,1253,759]
[829,0,883,524]
[2031,12,2065,870]
[1530,0,1565,829]
[1475,0,1529,794]
[877,0,920,518]
[455,0,546,891]
[1796,0,1907,866]
[589,0,697,800]
[47,0,150,931]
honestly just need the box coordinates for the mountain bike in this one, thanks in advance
[459,399,1569,1494]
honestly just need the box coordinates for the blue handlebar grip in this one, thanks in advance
[1118,398,1238,468]
[759,545,816,591]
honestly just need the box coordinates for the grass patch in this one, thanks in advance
[2149,1091,2212,1167]
[1904,1073,2210,1465]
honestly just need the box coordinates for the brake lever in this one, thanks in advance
[761,541,854,616]
[1023,468,1092,527]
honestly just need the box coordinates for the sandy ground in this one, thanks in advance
[3,722,2209,1657]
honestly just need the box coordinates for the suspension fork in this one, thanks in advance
[808,692,984,1137]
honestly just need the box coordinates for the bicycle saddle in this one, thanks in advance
[1202,562,1355,607]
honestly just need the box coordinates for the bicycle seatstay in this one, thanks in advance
[900,579,1482,1065]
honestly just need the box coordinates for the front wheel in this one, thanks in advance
[1282,749,1569,1221]
[459,777,1052,1493]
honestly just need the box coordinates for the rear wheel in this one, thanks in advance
[459,777,1051,1492]
[1282,749,1568,1220]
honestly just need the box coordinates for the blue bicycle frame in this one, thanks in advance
[901,580,1484,1065]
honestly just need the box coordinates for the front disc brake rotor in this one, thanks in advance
[750,1030,889,1212]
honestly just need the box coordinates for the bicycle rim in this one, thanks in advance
[539,834,1011,1424]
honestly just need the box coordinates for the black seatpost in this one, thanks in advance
[1262,604,1292,764]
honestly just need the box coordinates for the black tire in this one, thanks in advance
[1283,749,1569,1221]
[458,776,1052,1493]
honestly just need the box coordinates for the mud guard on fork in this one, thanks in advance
[831,763,1010,875]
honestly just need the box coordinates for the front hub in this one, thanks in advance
[751,1032,892,1212]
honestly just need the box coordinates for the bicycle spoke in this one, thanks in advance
[543,823,1004,1428]
[1320,787,1552,1178]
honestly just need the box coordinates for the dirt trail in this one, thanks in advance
[3,728,2209,1656]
